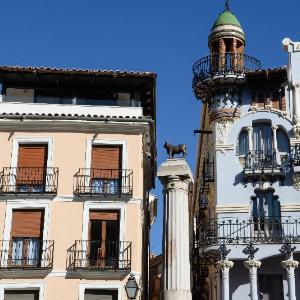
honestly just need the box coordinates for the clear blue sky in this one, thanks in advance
[0,0,298,254]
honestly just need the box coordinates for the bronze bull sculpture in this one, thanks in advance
[163,141,187,158]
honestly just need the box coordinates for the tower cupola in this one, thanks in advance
[192,2,261,122]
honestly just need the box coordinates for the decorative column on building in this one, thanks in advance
[280,240,299,300]
[217,244,234,300]
[243,243,261,300]
[157,158,193,300]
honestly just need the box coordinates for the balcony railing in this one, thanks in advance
[199,218,300,247]
[0,239,54,269]
[192,52,261,85]
[0,167,59,194]
[244,150,279,172]
[66,240,132,271]
[74,168,133,196]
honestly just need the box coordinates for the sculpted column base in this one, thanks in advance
[163,290,192,300]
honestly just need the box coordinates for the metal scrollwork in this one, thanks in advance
[242,242,259,260]
[279,239,296,260]
[217,243,231,261]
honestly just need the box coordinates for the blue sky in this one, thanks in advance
[0,0,298,253]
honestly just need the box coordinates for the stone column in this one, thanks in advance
[217,260,234,300]
[158,158,193,300]
[293,83,300,125]
[281,260,299,300]
[244,260,262,300]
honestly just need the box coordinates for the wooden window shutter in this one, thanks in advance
[17,145,48,183]
[11,210,44,238]
[17,144,48,168]
[91,146,121,179]
[89,210,119,221]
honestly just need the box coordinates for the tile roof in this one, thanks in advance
[0,65,157,78]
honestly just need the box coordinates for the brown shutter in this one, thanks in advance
[89,210,119,221]
[17,145,48,168]
[11,210,44,238]
[17,145,47,183]
[91,146,121,179]
[272,91,280,110]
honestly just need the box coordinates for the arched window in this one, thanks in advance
[237,129,249,155]
[253,123,273,152]
[277,128,289,153]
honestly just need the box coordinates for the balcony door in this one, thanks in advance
[9,209,44,267]
[16,144,48,193]
[89,210,120,268]
[90,145,122,194]
[253,123,273,152]
[258,274,284,300]
[84,289,118,300]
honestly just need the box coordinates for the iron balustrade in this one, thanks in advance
[0,239,54,269]
[66,240,132,271]
[199,218,300,247]
[0,167,59,194]
[192,52,261,84]
[289,144,300,167]
[74,168,133,196]
[244,150,279,171]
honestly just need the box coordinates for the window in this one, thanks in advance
[16,144,48,193]
[253,123,273,152]
[277,128,289,153]
[9,210,44,267]
[4,290,39,300]
[90,146,122,194]
[88,210,120,269]
[237,129,249,155]
[84,289,118,300]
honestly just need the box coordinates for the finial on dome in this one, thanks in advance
[225,0,230,11]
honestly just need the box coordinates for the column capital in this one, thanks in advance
[246,126,253,132]
[293,82,300,89]
[272,125,279,131]
[217,260,234,270]
[281,260,299,270]
[244,260,262,269]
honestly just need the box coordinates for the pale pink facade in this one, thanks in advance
[0,66,157,300]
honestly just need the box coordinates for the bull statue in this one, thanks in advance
[163,141,187,158]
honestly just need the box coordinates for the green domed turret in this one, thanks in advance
[209,9,245,47]
[212,10,242,29]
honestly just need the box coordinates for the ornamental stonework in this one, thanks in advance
[293,174,300,191]
[214,119,235,145]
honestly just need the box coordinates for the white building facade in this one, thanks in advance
[192,5,300,300]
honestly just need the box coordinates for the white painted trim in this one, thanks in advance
[82,201,125,242]
[0,282,44,300]
[2,200,51,264]
[79,283,123,300]
[216,204,250,213]
[85,138,127,170]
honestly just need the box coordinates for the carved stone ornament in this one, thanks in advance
[244,260,262,270]
[281,260,299,270]
[293,124,300,140]
[214,119,234,145]
[293,174,300,191]
[217,260,234,270]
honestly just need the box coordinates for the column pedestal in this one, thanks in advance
[281,260,299,300]
[217,260,234,300]
[158,159,193,300]
[244,260,261,300]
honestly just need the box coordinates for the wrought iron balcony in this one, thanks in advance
[0,167,59,194]
[244,150,280,173]
[192,52,261,86]
[66,240,132,272]
[0,239,54,269]
[74,168,133,196]
[199,218,300,247]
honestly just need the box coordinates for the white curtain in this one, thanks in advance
[253,124,273,152]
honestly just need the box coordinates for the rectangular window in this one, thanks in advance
[84,289,118,300]
[90,146,122,194]
[16,144,48,193]
[10,210,44,267]
[88,210,120,268]
[4,290,39,300]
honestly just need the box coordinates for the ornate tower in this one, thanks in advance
[192,4,260,123]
